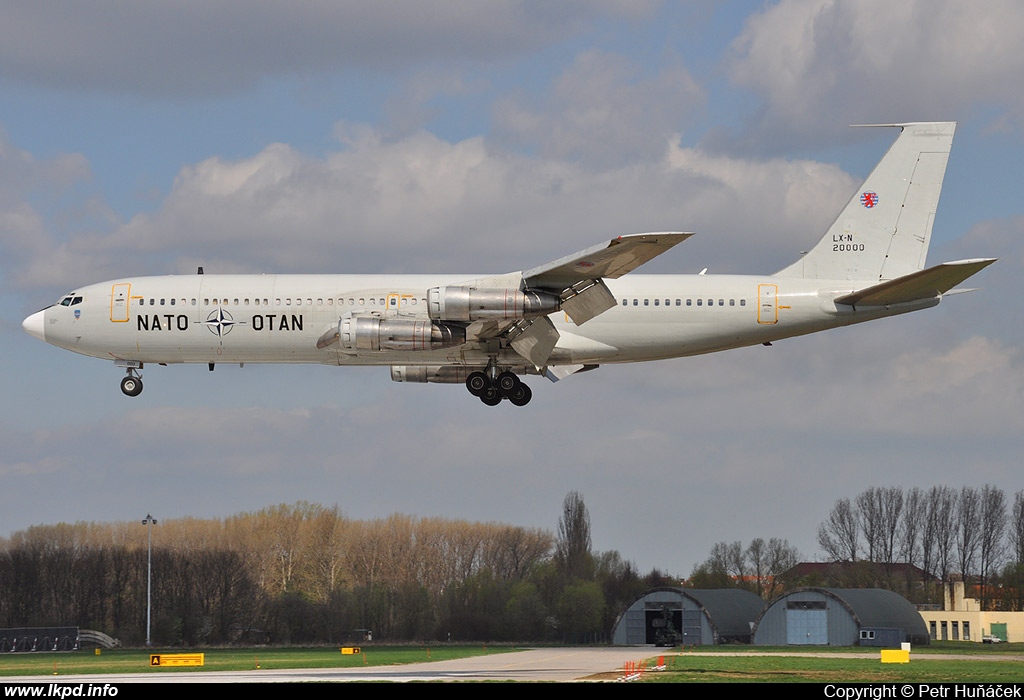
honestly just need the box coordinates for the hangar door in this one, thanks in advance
[786,600,828,645]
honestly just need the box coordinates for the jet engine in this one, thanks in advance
[427,286,560,322]
[390,365,478,383]
[338,316,465,353]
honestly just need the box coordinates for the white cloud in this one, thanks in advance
[728,0,1024,142]
[493,50,705,167]
[0,1,654,97]
[3,117,886,295]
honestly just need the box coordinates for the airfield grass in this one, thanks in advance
[0,645,509,677]
[640,646,1024,683]
[2,643,1023,682]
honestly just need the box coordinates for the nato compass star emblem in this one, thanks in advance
[200,307,245,337]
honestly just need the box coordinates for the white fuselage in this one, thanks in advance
[29,272,937,370]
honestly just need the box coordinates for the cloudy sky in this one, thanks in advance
[3,0,1022,575]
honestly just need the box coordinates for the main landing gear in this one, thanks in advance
[465,369,532,407]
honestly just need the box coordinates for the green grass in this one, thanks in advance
[640,646,1024,683]
[0,645,511,677]
[4,644,1022,682]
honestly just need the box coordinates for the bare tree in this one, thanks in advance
[956,486,982,582]
[977,484,1007,610]
[766,538,799,598]
[1013,491,1024,566]
[878,487,905,564]
[818,498,859,562]
[899,487,925,568]
[930,486,958,582]
[856,489,884,562]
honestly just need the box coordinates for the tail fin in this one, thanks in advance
[775,122,956,282]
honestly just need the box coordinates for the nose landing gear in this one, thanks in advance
[465,369,532,406]
[120,368,143,397]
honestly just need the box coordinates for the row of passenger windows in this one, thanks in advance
[136,297,423,307]
[622,298,747,307]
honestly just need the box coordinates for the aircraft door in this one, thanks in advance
[111,283,131,322]
[757,284,778,325]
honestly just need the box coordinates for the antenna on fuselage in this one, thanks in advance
[197,266,204,274]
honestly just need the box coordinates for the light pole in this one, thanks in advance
[142,513,157,646]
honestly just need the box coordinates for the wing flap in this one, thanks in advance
[834,258,996,306]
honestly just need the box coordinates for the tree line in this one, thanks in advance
[687,485,1024,611]
[815,485,1024,610]
[0,495,673,646]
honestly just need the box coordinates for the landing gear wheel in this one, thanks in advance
[508,383,532,406]
[496,371,519,395]
[466,371,488,396]
[480,386,503,406]
[120,375,143,397]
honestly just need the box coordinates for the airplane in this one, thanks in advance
[22,122,995,407]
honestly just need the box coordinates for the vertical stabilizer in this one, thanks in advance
[775,122,955,281]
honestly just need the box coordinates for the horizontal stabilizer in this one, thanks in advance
[834,258,996,306]
[523,232,692,290]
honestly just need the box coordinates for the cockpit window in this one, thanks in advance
[59,295,84,306]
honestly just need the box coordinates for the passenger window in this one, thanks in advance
[696,299,702,306]
[654,299,659,306]
[740,299,746,306]
[632,299,638,306]
[643,299,649,306]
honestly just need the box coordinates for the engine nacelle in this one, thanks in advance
[339,317,465,353]
[390,365,478,384]
[427,286,560,322]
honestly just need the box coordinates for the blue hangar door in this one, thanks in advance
[786,600,828,645]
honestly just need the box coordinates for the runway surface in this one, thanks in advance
[2,647,640,683]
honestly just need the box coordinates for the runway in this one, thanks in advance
[2,647,640,683]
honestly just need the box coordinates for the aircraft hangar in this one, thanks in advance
[610,587,764,645]
[751,587,930,647]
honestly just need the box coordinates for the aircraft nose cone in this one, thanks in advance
[22,310,46,341]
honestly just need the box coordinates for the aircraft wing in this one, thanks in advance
[464,232,692,366]
[834,258,997,306]
[522,232,692,289]
[519,231,692,327]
